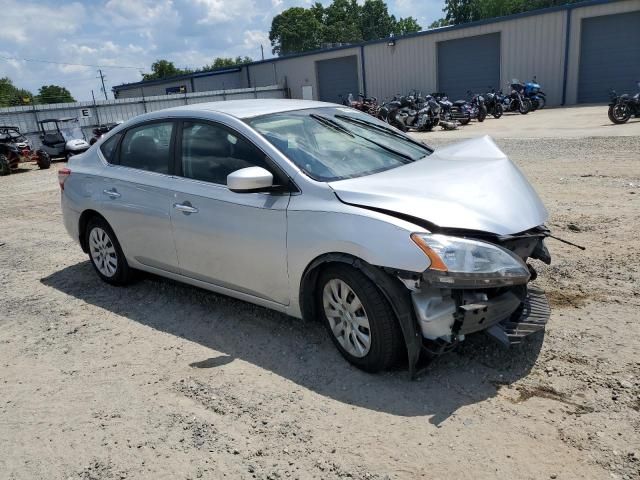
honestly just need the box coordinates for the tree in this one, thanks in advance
[0,77,33,107]
[204,56,253,70]
[36,85,75,104]
[269,7,324,55]
[393,16,422,36]
[269,0,422,55]
[142,60,190,81]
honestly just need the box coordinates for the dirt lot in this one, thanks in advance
[1,107,639,480]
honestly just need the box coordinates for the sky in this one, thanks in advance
[0,0,444,101]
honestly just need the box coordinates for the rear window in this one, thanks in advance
[100,133,121,163]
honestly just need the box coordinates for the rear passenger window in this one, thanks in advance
[119,122,173,174]
[180,121,269,185]
[100,133,121,163]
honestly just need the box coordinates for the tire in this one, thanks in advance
[608,104,631,124]
[493,103,503,119]
[85,216,132,286]
[317,265,403,373]
[459,116,471,126]
[37,151,51,170]
[519,99,531,114]
[477,105,487,122]
[0,154,10,176]
[536,96,546,110]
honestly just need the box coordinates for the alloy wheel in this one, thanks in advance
[89,227,118,277]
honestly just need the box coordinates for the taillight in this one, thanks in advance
[58,167,71,190]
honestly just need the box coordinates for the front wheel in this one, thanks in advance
[317,265,403,372]
[493,103,503,119]
[608,104,631,124]
[477,105,487,122]
[519,99,531,114]
[85,217,132,286]
[0,154,11,176]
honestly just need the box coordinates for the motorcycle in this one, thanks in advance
[466,91,488,122]
[432,93,471,125]
[608,84,640,124]
[381,92,440,132]
[484,88,504,118]
[502,80,532,114]
[524,76,546,110]
[340,93,380,117]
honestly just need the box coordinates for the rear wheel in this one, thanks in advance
[0,154,10,176]
[317,265,403,372]
[459,116,471,126]
[37,151,51,170]
[493,103,503,119]
[85,217,132,286]
[608,104,631,124]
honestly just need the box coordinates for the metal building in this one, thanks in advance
[113,0,640,107]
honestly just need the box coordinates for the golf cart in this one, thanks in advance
[39,117,90,161]
[0,126,51,176]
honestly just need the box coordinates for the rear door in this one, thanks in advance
[168,119,290,305]
[97,120,180,273]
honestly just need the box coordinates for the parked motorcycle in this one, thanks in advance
[608,84,640,124]
[432,93,471,125]
[341,93,380,117]
[503,80,532,114]
[466,91,488,122]
[380,92,440,132]
[484,88,504,118]
[524,76,546,110]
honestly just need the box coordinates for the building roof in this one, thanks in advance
[112,0,619,92]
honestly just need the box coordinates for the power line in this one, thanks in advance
[0,55,144,70]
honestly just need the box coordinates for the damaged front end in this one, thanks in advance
[400,226,551,359]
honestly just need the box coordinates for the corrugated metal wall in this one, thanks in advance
[0,86,285,148]
[364,10,566,105]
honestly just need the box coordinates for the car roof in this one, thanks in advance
[163,99,339,119]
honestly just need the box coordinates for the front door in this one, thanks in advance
[168,120,290,305]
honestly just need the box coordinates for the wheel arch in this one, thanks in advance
[78,209,109,253]
[299,252,422,378]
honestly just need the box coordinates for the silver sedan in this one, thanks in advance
[59,99,551,375]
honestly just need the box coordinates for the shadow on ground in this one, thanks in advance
[41,261,544,424]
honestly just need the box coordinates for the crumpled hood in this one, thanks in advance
[328,136,548,235]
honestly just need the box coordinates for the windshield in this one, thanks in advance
[60,122,84,142]
[247,106,432,181]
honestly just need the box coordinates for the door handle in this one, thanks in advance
[173,202,198,214]
[103,188,121,199]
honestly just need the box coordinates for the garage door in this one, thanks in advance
[437,33,501,101]
[578,11,640,103]
[316,56,360,103]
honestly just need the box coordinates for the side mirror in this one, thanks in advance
[227,167,274,193]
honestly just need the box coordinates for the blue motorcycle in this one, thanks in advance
[524,76,546,110]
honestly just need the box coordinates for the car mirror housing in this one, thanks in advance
[227,166,274,193]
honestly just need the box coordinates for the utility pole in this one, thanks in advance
[260,44,264,61]
[97,69,108,100]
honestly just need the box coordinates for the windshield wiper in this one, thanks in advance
[334,114,433,154]
[311,114,413,163]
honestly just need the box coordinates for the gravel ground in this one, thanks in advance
[1,112,639,479]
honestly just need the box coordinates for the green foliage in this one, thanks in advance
[142,60,189,81]
[36,85,75,104]
[203,56,253,70]
[269,0,421,55]
[0,77,33,107]
[431,0,584,27]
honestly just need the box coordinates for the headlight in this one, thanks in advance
[411,233,530,288]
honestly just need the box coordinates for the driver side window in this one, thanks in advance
[180,121,270,185]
